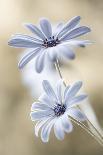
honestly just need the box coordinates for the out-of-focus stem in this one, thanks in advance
[69,116,103,147]
[55,59,66,87]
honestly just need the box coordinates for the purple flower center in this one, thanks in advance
[43,36,60,48]
[54,104,66,117]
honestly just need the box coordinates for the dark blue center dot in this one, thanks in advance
[54,104,66,117]
[43,36,60,48]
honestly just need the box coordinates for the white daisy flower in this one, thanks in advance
[8,16,91,73]
[30,80,87,142]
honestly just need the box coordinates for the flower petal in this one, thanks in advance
[53,22,64,36]
[47,47,57,61]
[24,23,46,40]
[67,108,86,121]
[66,40,93,47]
[35,51,46,73]
[42,80,57,101]
[31,102,51,111]
[66,94,87,108]
[41,118,55,142]
[18,48,41,69]
[30,109,53,121]
[35,117,51,137]
[57,16,81,39]
[40,18,52,39]
[60,26,91,41]
[10,34,43,44]
[64,81,83,103]
[8,35,42,48]
[38,93,55,108]
[54,118,65,140]
[61,114,73,133]
[58,45,75,59]
[56,80,63,103]
[64,85,70,99]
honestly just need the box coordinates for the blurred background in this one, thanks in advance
[0,0,103,154]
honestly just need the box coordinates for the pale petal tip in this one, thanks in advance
[8,39,17,47]
[73,81,83,88]
[41,137,49,143]
[86,27,91,32]
[74,15,81,20]
[39,17,49,22]
[23,23,34,30]
[35,67,43,73]
[77,81,83,86]
[8,40,12,46]
[18,62,23,70]
[30,112,35,121]
[23,23,30,29]
[31,104,35,111]
[70,53,75,59]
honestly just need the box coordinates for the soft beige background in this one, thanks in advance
[0,0,103,155]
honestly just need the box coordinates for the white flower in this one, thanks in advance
[30,80,87,142]
[8,16,91,73]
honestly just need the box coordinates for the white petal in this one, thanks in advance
[66,94,87,108]
[42,80,57,101]
[8,35,42,48]
[24,23,46,40]
[47,47,57,61]
[67,108,86,121]
[40,18,52,39]
[58,45,75,59]
[31,102,51,111]
[57,16,81,39]
[61,114,73,133]
[66,40,93,47]
[64,85,70,99]
[39,94,55,108]
[53,22,64,36]
[56,80,63,103]
[30,110,53,121]
[11,34,43,44]
[60,26,91,41]
[41,118,55,142]
[35,117,51,137]
[35,51,46,73]
[64,81,82,104]
[18,48,41,69]
[54,119,65,140]
[39,93,49,102]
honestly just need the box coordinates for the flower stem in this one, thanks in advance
[77,105,103,140]
[69,116,103,147]
[55,58,103,147]
[86,116,103,139]
[55,59,67,87]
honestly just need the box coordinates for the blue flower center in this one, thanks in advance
[54,104,66,117]
[43,36,60,48]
